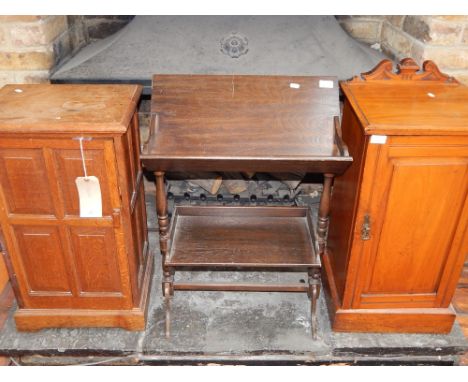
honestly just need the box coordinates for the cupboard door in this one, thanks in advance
[351,136,468,309]
[0,148,55,215]
[13,225,72,295]
[0,138,132,309]
[54,147,114,216]
[69,226,122,295]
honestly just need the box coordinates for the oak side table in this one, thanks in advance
[141,75,352,336]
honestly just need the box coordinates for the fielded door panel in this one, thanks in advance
[350,136,468,309]
[0,138,132,309]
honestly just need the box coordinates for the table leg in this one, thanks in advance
[317,173,334,256]
[164,294,172,338]
[154,171,174,297]
[308,268,321,339]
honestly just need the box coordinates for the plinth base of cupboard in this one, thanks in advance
[322,251,455,334]
[14,251,154,332]
[330,308,455,334]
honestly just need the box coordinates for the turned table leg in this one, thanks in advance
[308,268,321,339]
[164,295,172,338]
[317,173,334,256]
[154,171,174,297]
[311,173,333,339]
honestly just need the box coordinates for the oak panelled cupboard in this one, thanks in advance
[324,59,468,333]
[0,84,152,331]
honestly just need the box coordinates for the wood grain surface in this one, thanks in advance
[326,101,368,300]
[0,84,152,331]
[323,59,468,333]
[342,59,468,135]
[0,84,141,134]
[142,75,352,173]
[167,206,318,268]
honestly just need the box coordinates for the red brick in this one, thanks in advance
[432,16,468,22]
[339,19,382,43]
[0,27,6,45]
[453,288,468,313]
[0,50,54,70]
[428,19,463,45]
[424,46,468,70]
[457,315,468,339]
[0,16,46,22]
[0,71,16,87]
[463,27,468,45]
[9,16,67,47]
[18,71,49,84]
[385,16,405,28]
[382,23,413,57]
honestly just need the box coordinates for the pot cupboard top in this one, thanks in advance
[341,59,468,136]
[0,84,142,134]
[142,74,351,173]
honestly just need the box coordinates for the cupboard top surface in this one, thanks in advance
[341,59,468,136]
[147,74,345,160]
[0,84,141,134]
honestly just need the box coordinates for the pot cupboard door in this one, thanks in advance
[0,137,132,310]
[350,136,468,309]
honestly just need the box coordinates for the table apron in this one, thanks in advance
[141,157,352,175]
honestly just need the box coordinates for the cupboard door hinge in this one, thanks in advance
[361,214,371,240]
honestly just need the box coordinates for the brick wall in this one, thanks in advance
[2,16,467,86]
[337,15,385,44]
[0,16,88,86]
[337,16,468,84]
[0,15,133,88]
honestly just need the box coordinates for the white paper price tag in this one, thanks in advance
[370,135,387,144]
[75,176,102,217]
[319,80,334,89]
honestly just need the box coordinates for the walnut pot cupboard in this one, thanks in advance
[324,59,468,333]
[0,84,152,331]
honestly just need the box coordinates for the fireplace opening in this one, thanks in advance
[51,15,386,218]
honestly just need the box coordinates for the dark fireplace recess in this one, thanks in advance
[51,15,387,210]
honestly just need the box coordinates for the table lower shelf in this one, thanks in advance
[163,205,321,338]
[166,205,319,269]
